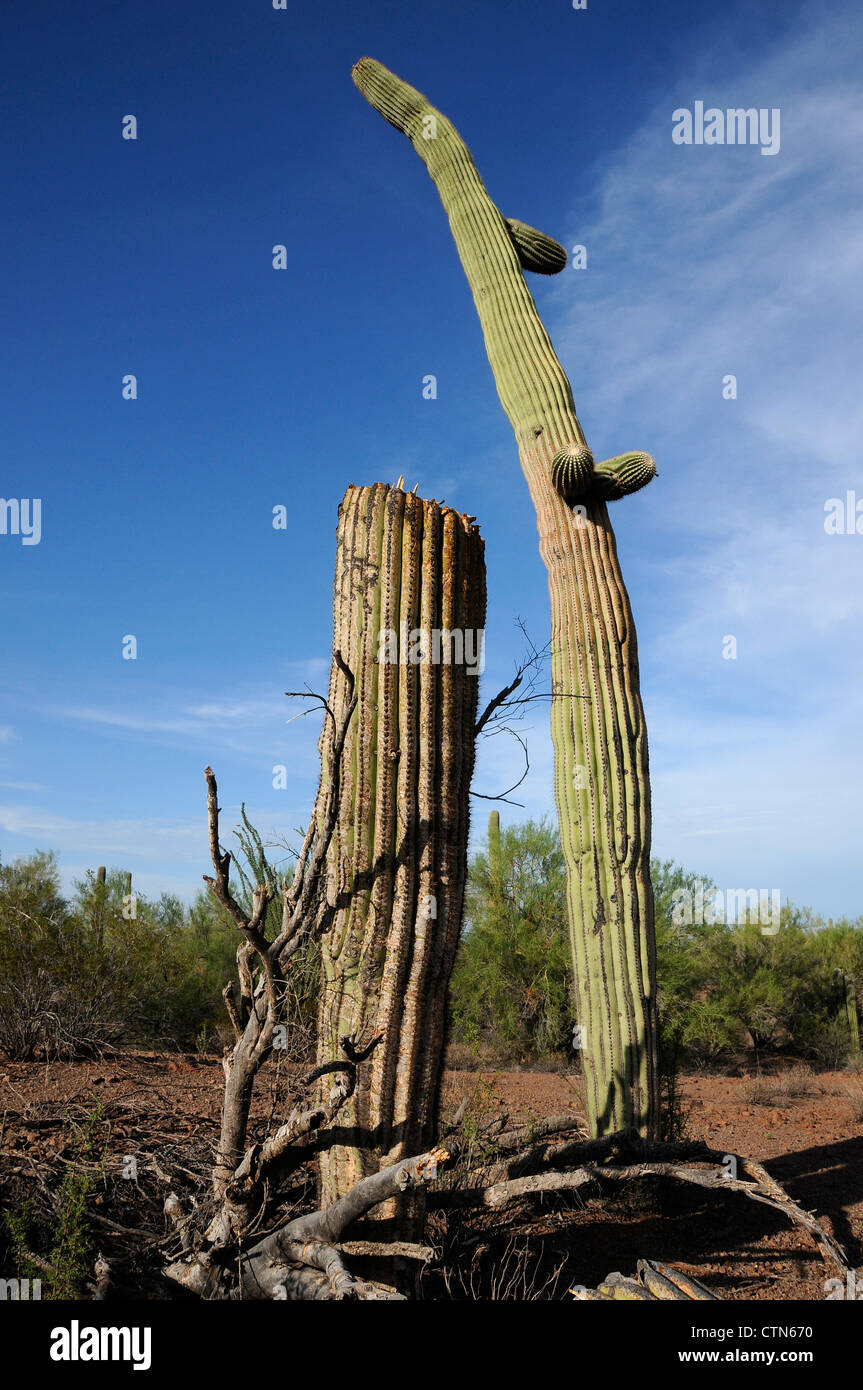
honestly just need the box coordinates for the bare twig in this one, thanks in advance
[470,727,530,805]
[474,671,524,738]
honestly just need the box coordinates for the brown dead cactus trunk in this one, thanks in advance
[315,481,486,1240]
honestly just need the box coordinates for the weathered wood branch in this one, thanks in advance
[433,1148,851,1280]
[201,671,357,1202]
[238,1145,451,1299]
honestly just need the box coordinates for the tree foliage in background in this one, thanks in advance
[449,827,863,1071]
[2,821,861,1068]
[0,812,307,1057]
[0,851,234,1057]
[448,818,572,1060]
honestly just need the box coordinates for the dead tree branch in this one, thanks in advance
[195,665,357,1207]
[470,727,530,805]
[432,1144,851,1281]
[239,1146,451,1299]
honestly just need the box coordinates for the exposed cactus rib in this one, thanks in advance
[353,57,659,1139]
[316,483,486,1230]
[572,1260,718,1301]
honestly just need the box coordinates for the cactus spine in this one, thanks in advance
[315,482,486,1224]
[353,58,659,1139]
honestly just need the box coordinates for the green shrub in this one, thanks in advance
[4,831,861,1069]
[0,835,291,1056]
[449,818,572,1061]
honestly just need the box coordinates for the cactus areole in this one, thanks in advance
[353,58,659,1140]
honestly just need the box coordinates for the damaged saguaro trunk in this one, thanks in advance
[316,482,485,1232]
[353,58,660,1140]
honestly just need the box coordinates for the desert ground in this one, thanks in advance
[2,1054,861,1300]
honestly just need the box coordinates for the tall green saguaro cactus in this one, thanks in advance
[316,482,486,1224]
[353,58,659,1139]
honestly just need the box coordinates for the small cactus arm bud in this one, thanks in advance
[590,451,657,502]
[550,444,594,504]
[504,218,568,275]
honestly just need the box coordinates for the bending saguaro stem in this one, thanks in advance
[353,57,659,1139]
[316,482,486,1231]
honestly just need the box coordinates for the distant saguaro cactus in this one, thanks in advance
[315,482,486,1230]
[94,865,107,948]
[835,969,861,1056]
[353,58,659,1139]
[487,810,502,898]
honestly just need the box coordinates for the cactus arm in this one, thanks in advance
[591,452,658,502]
[504,218,569,276]
[353,57,659,1139]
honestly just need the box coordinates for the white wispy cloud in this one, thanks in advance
[41,662,335,768]
[0,806,203,859]
[54,698,290,736]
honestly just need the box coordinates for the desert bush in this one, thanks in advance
[448,818,572,1061]
[0,853,124,1059]
[0,851,247,1056]
[4,828,860,1069]
[0,799,322,1058]
[741,1065,818,1107]
[843,1082,863,1123]
[2,1104,106,1298]
[778,1062,818,1097]
[229,805,319,1063]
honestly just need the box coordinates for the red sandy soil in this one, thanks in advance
[440,1064,863,1298]
[2,1055,861,1299]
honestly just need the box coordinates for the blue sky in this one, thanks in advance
[1,0,861,917]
